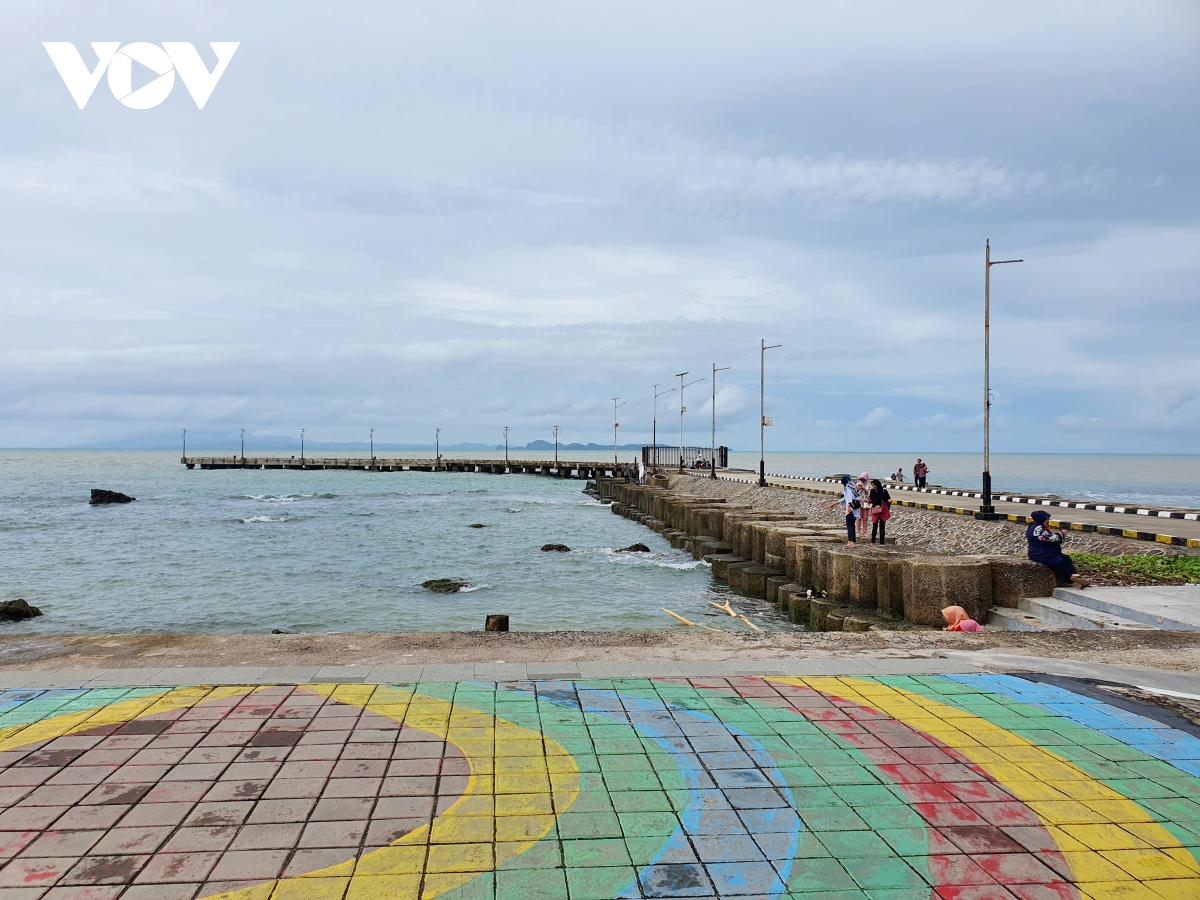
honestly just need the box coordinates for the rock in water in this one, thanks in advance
[0,599,42,621]
[617,543,651,553]
[422,578,469,593]
[541,544,571,552]
[468,523,486,528]
[90,489,135,505]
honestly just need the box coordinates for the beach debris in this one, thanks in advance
[708,599,762,631]
[270,628,293,634]
[469,523,486,528]
[0,599,42,622]
[541,544,571,552]
[616,543,651,553]
[421,578,469,593]
[485,614,509,632]
[662,608,723,632]
[90,489,135,505]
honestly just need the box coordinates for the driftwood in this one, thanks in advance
[661,608,723,632]
[707,599,762,632]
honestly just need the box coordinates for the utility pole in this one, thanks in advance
[711,363,730,479]
[653,384,675,473]
[976,239,1022,520]
[553,425,560,467]
[611,400,625,466]
[181,428,187,463]
[435,428,441,468]
[504,426,510,467]
[240,428,244,463]
[676,372,705,472]
[370,428,375,465]
[300,428,305,463]
[759,339,781,487]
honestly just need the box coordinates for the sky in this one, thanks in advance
[2,1,1198,453]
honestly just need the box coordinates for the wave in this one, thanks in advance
[507,507,522,513]
[459,583,493,593]
[241,515,293,524]
[244,492,336,503]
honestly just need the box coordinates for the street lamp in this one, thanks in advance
[676,372,705,472]
[504,426,510,467]
[240,428,244,463]
[553,425,560,467]
[611,401,625,466]
[300,428,306,463]
[976,239,1022,520]
[652,384,675,472]
[759,339,781,487]
[435,428,441,468]
[370,428,375,465]
[181,428,187,463]
[711,364,730,479]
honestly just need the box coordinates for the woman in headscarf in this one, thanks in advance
[868,478,891,545]
[855,473,871,539]
[1026,510,1089,587]
[827,475,860,546]
[942,606,983,632]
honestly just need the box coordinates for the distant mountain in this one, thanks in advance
[523,440,643,451]
[67,432,647,452]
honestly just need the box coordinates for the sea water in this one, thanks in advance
[0,451,746,634]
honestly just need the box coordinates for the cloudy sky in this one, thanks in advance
[2,1,1198,452]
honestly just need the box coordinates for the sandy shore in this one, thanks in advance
[1,628,1198,672]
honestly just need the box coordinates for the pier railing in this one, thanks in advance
[641,445,728,471]
[182,457,622,479]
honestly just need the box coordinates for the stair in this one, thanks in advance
[1052,586,1200,631]
[988,607,1059,632]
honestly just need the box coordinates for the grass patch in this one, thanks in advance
[1073,553,1200,585]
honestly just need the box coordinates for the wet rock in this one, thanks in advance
[90,489,135,505]
[616,543,651,553]
[541,544,571,552]
[468,523,486,528]
[0,599,42,621]
[422,579,469,593]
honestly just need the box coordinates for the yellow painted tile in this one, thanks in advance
[344,874,421,900]
[421,873,491,898]
[1051,780,1117,801]
[354,845,427,876]
[1062,824,1151,851]
[1148,878,1200,900]
[431,814,494,844]
[370,704,409,720]
[425,842,493,873]
[1046,826,1090,852]
[495,756,546,775]
[1008,781,1071,802]
[270,877,352,900]
[1104,849,1199,881]
[1028,801,1108,825]
[495,739,544,758]
[446,727,491,741]
[1080,882,1174,900]
[1060,851,1135,882]
[495,793,552,816]
[547,756,581,774]
[300,858,356,878]
[1162,848,1200,874]
[1086,800,1155,824]
[496,814,556,843]
[496,773,551,794]
[455,739,495,758]
[1122,823,1186,849]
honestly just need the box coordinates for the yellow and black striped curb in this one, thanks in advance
[691,473,1200,549]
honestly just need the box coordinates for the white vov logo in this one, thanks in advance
[43,42,239,109]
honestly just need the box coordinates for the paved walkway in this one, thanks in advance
[708,472,1200,547]
[0,666,1198,899]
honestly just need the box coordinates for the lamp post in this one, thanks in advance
[504,426,510,467]
[553,425,560,467]
[759,339,782,487]
[435,428,441,468]
[676,372,705,472]
[611,401,625,466]
[300,428,305,463]
[711,364,730,479]
[370,428,375,466]
[181,428,187,463]
[976,239,1022,520]
[652,384,675,472]
[240,428,244,463]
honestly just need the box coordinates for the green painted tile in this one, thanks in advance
[793,831,833,858]
[495,866,568,900]
[790,787,846,808]
[856,806,923,831]
[787,857,857,892]
[624,835,671,866]
[833,785,901,807]
[801,807,869,832]
[611,790,674,813]
[603,770,662,793]
[565,866,638,900]
[818,831,895,858]
[617,811,680,837]
[562,838,631,867]
[844,858,924,890]
[864,889,932,900]
[497,839,561,870]
[874,828,930,858]
[558,811,623,839]
[814,766,878,786]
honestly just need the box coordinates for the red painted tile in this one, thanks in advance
[133,851,221,884]
[948,782,1017,804]
[0,855,72,887]
[974,853,1065,885]
[60,854,149,886]
[901,784,960,804]
[916,803,986,828]
[940,826,1026,855]
[973,803,1044,828]
[934,887,1019,900]
[1006,884,1078,900]
[928,855,999,887]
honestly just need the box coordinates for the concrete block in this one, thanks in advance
[979,555,1057,608]
[788,590,811,625]
[778,583,801,612]
[902,556,993,627]
[731,563,773,599]
[764,552,784,571]
[810,598,832,631]
[766,575,791,605]
[877,559,906,618]
[843,615,874,632]
[705,554,745,580]
[765,526,812,562]
[825,608,847,631]
[848,554,881,607]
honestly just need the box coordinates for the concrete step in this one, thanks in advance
[1052,586,1200,631]
[1018,596,1155,631]
[988,607,1059,632]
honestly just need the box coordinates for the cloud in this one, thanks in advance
[859,407,893,429]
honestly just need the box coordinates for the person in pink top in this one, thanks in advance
[855,472,870,538]
[942,606,983,632]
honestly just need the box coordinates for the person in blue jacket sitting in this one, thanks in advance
[1026,510,1089,588]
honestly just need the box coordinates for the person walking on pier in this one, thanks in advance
[1026,510,1090,588]
[828,475,860,546]
[914,458,927,489]
[869,478,891,545]
[855,472,871,539]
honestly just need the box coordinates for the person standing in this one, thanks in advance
[855,472,871,539]
[869,478,891,545]
[919,460,929,488]
[828,475,860,546]
[913,459,922,488]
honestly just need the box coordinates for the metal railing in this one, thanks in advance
[641,445,728,470]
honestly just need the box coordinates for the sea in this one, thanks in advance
[2,450,1197,635]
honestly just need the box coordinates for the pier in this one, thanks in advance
[182,456,628,479]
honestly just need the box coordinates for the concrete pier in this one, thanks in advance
[183,455,622,479]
